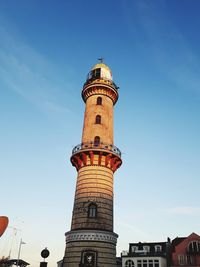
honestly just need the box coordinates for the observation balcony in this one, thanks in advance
[72,141,121,158]
[82,77,119,105]
[84,77,119,92]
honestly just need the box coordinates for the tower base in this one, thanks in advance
[63,230,118,267]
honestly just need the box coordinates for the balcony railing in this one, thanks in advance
[84,77,119,92]
[72,142,121,157]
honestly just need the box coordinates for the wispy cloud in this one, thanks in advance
[0,25,73,115]
[166,206,200,215]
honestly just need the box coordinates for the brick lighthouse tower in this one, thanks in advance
[63,61,122,267]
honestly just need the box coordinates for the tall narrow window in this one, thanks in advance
[94,68,101,79]
[88,203,97,218]
[188,241,200,253]
[97,97,102,105]
[154,260,159,267]
[95,115,101,124]
[94,136,100,147]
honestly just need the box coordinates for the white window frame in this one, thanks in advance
[178,254,186,265]
[143,246,150,252]
[125,259,134,267]
[155,245,162,252]
[131,246,138,252]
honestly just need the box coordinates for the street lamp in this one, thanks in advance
[16,239,26,266]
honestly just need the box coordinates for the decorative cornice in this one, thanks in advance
[65,229,118,245]
[70,149,122,172]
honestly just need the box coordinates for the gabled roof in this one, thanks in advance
[171,237,186,247]
[171,232,200,252]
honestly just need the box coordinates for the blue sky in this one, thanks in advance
[0,0,200,266]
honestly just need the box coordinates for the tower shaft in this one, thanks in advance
[63,63,122,267]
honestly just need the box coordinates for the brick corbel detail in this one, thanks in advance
[71,151,121,172]
[89,151,94,165]
[112,159,122,172]
[74,155,82,169]
[81,152,87,166]
[105,154,112,167]
[98,152,103,165]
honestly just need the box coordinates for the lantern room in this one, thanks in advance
[87,63,113,81]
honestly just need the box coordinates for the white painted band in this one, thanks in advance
[65,229,118,245]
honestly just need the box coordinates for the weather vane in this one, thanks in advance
[98,57,104,63]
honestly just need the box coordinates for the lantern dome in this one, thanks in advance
[87,63,113,81]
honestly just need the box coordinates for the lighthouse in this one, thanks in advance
[63,61,122,267]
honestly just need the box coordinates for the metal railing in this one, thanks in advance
[83,78,119,92]
[72,142,121,157]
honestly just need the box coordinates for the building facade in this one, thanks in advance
[122,241,170,267]
[171,233,200,267]
[62,62,122,267]
[121,233,200,267]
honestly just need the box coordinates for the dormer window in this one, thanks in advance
[131,246,138,252]
[155,245,162,253]
[143,246,150,252]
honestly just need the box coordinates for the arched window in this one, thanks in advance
[125,260,134,267]
[97,97,102,105]
[94,136,100,147]
[188,241,200,253]
[95,115,101,124]
[88,203,97,218]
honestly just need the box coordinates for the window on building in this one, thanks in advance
[155,245,162,253]
[178,255,186,265]
[131,246,138,253]
[149,260,153,267]
[88,203,97,218]
[95,115,101,124]
[143,246,150,252]
[97,97,102,105]
[154,260,159,267]
[178,255,195,266]
[94,136,100,147]
[187,255,195,265]
[143,260,147,267]
[94,68,101,79]
[125,260,134,267]
[137,260,141,267]
[188,241,200,253]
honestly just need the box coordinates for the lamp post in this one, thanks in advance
[16,239,26,266]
